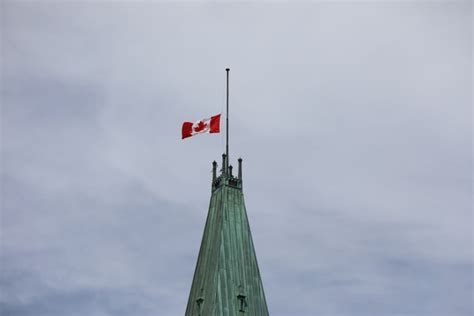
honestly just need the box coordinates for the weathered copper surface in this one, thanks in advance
[185,159,269,316]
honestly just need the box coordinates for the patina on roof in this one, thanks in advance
[185,154,269,316]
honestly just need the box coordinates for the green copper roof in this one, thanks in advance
[185,156,269,316]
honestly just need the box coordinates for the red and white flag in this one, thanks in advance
[182,114,221,139]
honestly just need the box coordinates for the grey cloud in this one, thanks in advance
[1,1,472,316]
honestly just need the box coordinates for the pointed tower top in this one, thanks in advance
[186,157,268,316]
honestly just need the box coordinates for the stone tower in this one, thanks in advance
[185,154,269,316]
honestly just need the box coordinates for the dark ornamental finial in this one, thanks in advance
[212,161,217,182]
[221,153,227,175]
[238,158,243,180]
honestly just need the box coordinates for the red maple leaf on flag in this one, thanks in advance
[194,120,207,132]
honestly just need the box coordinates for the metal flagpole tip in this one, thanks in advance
[226,68,230,71]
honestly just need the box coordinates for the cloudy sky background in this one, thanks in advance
[1,1,472,316]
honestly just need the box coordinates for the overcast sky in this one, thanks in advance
[1,1,472,316]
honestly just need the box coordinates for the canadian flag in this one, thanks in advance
[182,114,221,139]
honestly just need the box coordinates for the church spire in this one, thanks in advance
[185,157,269,315]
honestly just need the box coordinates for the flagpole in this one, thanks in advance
[226,68,230,174]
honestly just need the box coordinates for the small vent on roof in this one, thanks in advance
[196,288,204,316]
[237,285,248,313]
